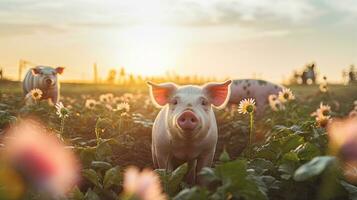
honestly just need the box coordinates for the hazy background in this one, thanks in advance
[0,0,356,83]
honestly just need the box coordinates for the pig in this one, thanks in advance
[148,80,232,184]
[229,79,284,115]
[23,66,64,104]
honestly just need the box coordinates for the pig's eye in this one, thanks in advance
[201,99,208,106]
[172,99,178,105]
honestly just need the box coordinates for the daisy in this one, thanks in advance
[30,88,43,100]
[316,115,331,128]
[238,98,255,114]
[85,99,97,109]
[311,103,331,118]
[278,88,295,103]
[105,93,114,102]
[123,167,167,200]
[268,94,285,111]
[99,94,109,103]
[319,83,328,93]
[55,102,69,118]
[115,102,130,112]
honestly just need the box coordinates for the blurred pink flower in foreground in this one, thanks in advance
[3,121,80,197]
[328,118,357,183]
[123,167,166,200]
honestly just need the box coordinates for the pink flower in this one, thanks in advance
[3,120,80,197]
[328,118,357,183]
[123,167,166,200]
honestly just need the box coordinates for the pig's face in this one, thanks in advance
[32,66,64,88]
[148,80,231,139]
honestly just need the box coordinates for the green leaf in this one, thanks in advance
[248,159,275,175]
[79,147,96,168]
[294,142,321,161]
[103,166,122,189]
[91,161,112,170]
[219,148,231,162]
[341,181,357,200]
[199,167,218,183]
[84,188,100,200]
[82,169,102,188]
[278,152,300,180]
[280,134,304,153]
[173,187,209,200]
[68,186,84,200]
[215,159,247,184]
[168,163,189,196]
[294,156,336,181]
[96,141,113,160]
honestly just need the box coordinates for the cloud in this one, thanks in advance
[0,0,356,36]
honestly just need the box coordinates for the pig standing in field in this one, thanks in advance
[229,79,284,115]
[23,66,64,104]
[148,80,232,184]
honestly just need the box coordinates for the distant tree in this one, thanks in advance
[107,69,116,84]
[0,67,3,80]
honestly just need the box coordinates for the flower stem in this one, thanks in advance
[249,112,254,156]
[60,117,65,135]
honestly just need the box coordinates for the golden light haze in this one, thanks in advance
[0,0,356,83]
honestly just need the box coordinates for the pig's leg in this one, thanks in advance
[156,152,174,171]
[196,150,215,185]
[185,160,197,185]
[51,93,59,104]
[152,146,159,168]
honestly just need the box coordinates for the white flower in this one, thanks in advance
[268,94,285,111]
[278,88,295,103]
[29,88,43,100]
[311,103,331,118]
[123,167,166,200]
[238,98,255,114]
[85,99,97,109]
[99,94,109,103]
[115,102,130,112]
[55,102,69,118]
[319,83,328,93]
[105,93,114,102]
[315,115,331,128]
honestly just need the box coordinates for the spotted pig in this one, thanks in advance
[229,79,284,115]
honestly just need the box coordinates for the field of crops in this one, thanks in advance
[1,80,357,200]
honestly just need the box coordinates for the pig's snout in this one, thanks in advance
[177,110,199,131]
[45,78,53,86]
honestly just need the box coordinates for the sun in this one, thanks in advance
[120,25,182,76]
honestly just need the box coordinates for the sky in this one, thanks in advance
[0,0,356,83]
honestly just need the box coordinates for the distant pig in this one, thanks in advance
[23,66,64,104]
[148,80,232,184]
[229,79,284,115]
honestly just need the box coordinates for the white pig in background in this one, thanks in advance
[229,79,284,114]
[23,66,64,104]
[148,80,232,184]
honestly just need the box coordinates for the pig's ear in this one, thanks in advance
[55,67,65,75]
[147,82,177,107]
[203,80,232,109]
[31,68,41,75]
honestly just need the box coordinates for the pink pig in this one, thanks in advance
[148,80,232,184]
[229,79,284,115]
